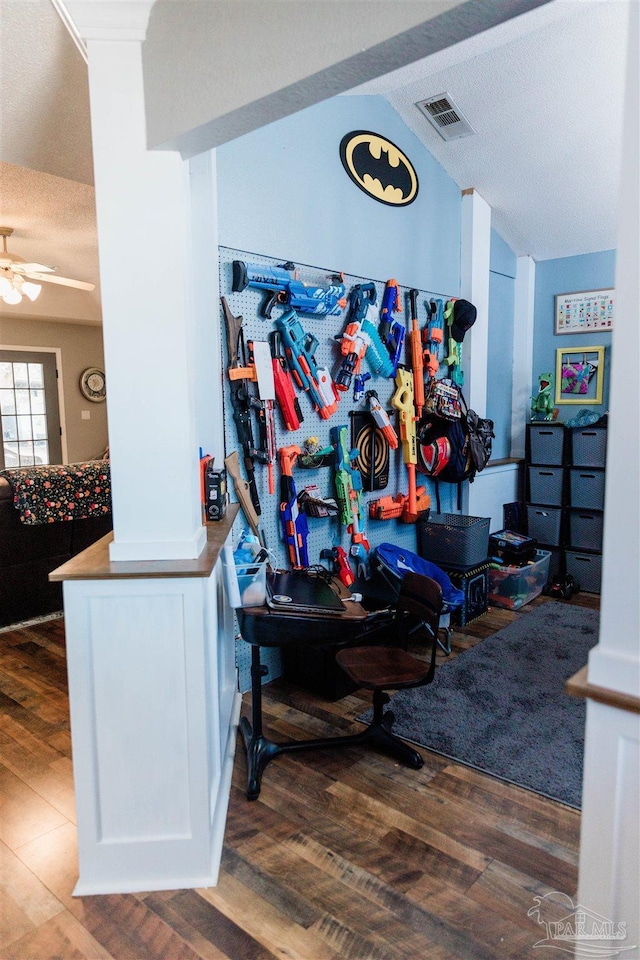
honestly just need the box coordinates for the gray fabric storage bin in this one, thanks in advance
[526,505,563,546]
[568,508,604,551]
[569,468,606,510]
[528,466,564,506]
[565,550,602,594]
[570,427,607,467]
[528,424,565,465]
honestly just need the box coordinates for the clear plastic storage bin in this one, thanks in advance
[222,544,267,608]
[488,549,551,610]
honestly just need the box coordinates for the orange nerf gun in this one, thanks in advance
[369,486,430,523]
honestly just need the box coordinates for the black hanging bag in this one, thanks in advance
[417,378,494,510]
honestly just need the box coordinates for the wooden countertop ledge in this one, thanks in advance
[50,504,238,581]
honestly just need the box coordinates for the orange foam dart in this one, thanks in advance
[409,289,425,417]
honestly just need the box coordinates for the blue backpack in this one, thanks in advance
[372,542,464,610]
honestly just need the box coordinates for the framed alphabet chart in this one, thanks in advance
[555,289,614,335]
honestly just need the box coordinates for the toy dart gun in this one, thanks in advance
[366,389,398,450]
[408,288,425,417]
[391,367,419,523]
[320,545,355,588]
[278,445,309,568]
[269,330,304,431]
[444,299,463,385]
[378,279,405,377]
[369,486,430,522]
[443,298,476,387]
[221,297,272,514]
[330,424,370,577]
[232,260,346,319]
[274,310,339,420]
[335,283,394,392]
[423,299,443,378]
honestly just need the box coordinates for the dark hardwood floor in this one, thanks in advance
[0,593,598,960]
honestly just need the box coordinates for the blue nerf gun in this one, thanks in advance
[378,279,405,376]
[274,310,340,419]
[232,260,347,319]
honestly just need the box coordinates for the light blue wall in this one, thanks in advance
[488,229,516,459]
[216,95,461,295]
[533,251,615,420]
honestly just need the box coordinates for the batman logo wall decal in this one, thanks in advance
[340,131,419,206]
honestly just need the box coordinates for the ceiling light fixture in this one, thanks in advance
[0,226,95,298]
[0,268,42,305]
[0,229,42,305]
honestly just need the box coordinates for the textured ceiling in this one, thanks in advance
[0,0,99,324]
[0,0,630,328]
[349,0,629,262]
[0,162,102,324]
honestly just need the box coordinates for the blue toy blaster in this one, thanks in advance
[379,279,405,376]
[279,445,309,568]
[232,260,347,319]
[274,310,340,420]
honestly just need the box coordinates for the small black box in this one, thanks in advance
[489,529,537,566]
[204,465,227,520]
[446,562,490,626]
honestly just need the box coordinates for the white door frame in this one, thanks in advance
[0,344,68,464]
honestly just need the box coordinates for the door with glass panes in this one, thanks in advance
[0,350,63,469]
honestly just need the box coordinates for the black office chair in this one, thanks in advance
[335,570,443,769]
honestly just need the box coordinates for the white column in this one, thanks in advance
[461,188,492,517]
[460,188,491,414]
[187,150,226,466]
[577,1,639,951]
[67,0,205,561]
[510,256,535,459]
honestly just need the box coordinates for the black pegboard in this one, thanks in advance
[219,245,463,571]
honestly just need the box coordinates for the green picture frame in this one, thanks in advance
[555,345,605,405]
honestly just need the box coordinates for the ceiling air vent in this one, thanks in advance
[415,93,475,142]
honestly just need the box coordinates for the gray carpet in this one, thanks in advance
[359,602,599,808]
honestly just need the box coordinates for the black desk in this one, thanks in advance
[236,585,393,799]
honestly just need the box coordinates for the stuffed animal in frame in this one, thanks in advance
[531,373,555,420]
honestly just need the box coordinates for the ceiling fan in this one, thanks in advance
[0,226,96,305]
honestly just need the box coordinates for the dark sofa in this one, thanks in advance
[0,462,113,628]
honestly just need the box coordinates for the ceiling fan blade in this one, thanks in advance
[26,271,95,291]
[16,262,56,274]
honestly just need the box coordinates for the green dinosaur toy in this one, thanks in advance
[531,373,554,420]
